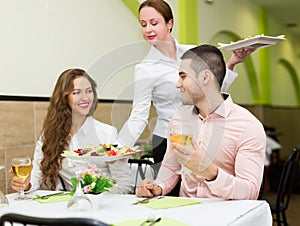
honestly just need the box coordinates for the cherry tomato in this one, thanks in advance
[107,150,117,156]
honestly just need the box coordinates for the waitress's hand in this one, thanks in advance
[227,47,256,70]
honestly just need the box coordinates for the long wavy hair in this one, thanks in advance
[40,68,98,190]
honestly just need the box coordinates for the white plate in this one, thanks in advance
[218,35,285,51]
[61,149,143,163]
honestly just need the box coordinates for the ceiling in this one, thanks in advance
[250,0,300,37]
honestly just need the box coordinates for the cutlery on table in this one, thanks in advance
[139,217,161,226]
[32,192,68,200]
[133,196,164,205]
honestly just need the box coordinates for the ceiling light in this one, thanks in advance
[286,23,297,28]
[204,0,214,4]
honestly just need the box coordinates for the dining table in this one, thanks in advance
[0,190,272,226]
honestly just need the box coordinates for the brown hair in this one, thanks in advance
[139,0,174,32]
[40,68,97,190]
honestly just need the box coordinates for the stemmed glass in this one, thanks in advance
[169,124,193,174]
[67,171,93,216]
[0,191,9,207]
[11,157,32,200]
[0,165,9,207]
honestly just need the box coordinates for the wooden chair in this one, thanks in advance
[0,213,109,226]
[267,146,300,226]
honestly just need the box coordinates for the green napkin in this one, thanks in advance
[114,217,189,226]
[139,197,201,209]
[33,193,72,204]
[0,204,8,208]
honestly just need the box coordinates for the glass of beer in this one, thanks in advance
[169,124,193,174]
[11,157,32,200]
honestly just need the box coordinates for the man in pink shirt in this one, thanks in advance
[136,44,266,200]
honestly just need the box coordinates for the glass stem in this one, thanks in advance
[19,189,25,198]
[75,175,84,196]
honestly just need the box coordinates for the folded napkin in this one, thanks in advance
[33,193,72,204]
[139,197,201,209]
[114,216,189,226]
[0,204,8,208]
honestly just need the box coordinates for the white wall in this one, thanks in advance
[0,0,145,99]
[198,0,300,106]
[1,0,299,105]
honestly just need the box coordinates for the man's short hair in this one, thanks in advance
[181,44,226,88]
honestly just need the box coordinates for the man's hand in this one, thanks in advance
[172,141,218,181]
[227,47,256,70]
[135,178,162,197]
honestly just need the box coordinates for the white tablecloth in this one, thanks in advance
[265,135,281,166]
[0,191,272,226]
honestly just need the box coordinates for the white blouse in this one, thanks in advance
[117,38,238,146]
[29,116,134,194]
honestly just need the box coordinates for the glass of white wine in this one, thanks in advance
[169,124,193,174]
[11,157,32,200]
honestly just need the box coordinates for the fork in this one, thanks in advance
[133,196,164,205]
[33,192,67,200]
[139,217,161,226]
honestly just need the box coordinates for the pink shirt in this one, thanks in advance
[156,94,266,200]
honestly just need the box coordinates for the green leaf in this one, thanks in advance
[82,173,93,186]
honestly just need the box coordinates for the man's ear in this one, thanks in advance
[202,69,212,84]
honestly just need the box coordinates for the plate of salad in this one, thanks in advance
[62,144,142,162]
[218,34,285,51]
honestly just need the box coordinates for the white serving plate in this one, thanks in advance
[218,35,285,51]
[61,149,143,163]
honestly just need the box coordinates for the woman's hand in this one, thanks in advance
[227,47,256,70]
[9,168,31,192]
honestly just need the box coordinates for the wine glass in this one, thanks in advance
[0,165,9,207]
[0,190,9,208]
[11,157,32,200]
[67,171,93,216]
[169,124,193,174]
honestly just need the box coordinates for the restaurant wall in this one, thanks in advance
[0,0,144,100]
[1,0,299,105]
[197,0,300,107]
[269,19,300,106]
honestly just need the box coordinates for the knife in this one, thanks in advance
[133,196,164,205]
[33,192,68,200]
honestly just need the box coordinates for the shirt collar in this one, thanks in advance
[192,93,233,119]
[143,37,188,64]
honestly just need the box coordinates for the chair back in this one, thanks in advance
[128,154,158,189]
[275,146,300,213]
[0,213,109,226]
